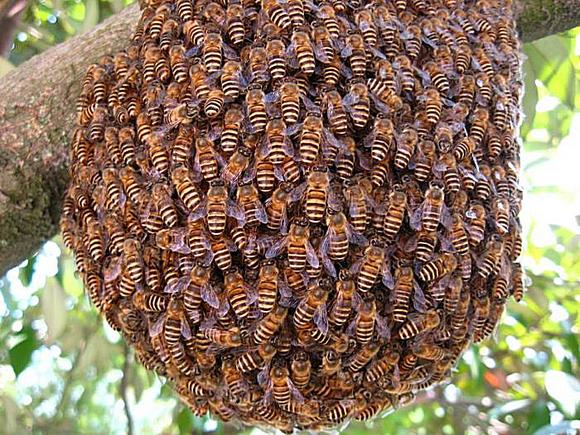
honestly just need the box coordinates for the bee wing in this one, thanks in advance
[302,96,321,114]
[305,241,320,268]
[273,165,286,182]
[149,315,165,337]
[201,283,221,309]
[375,313,391,339]
[104,255,122,282]
[314,304,329,336]
[227,200,246,223]
[165,275,191,294]
[346,224,368,246]
[314,44,330,63]
[264,90,280,104]
[349,257,363,275]
[266,236,287,258]
[223,43,240,60]
[320,235,337,279]
[370,93,390,114]
[409,203,424,231]
[254,201,269,224]
[340,45,353,58]
[189,200,208,222]
[290,182,307,203]
[185,45,201,58]
[369,46,387,60]
[242,164,257,185]
[279,208,289,235]
[381,260,395,289]
[412,281,429,313]
[257,363,271,389]
[340,62,353,80]
[181,318,193,339]
[342,91,359,108]
[357,149,372,171]
[285,122,303,137]
[246,283,259,304]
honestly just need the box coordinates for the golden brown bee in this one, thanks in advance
[257,260,280,314]
[171,166,202,212]
[298,112,324,165]
[264,117,291,165]
[245,85,268,133]
[279,81,301,125]
[220,107,243,153]
[394,127,418,170]
[322,89,348,136]
[266,182,292,231]
[203,326,242,348]
[391,265,414,323]
[151,183,178,227]
[266,38,287,81]
[420,88,442,125]
[223,268,251,319]
[343,31,367,78]
[189,60,211,101]
[291,30,316,75]
[254,306,288,343]
[466,202,487,246]
[204,89,225,118]
[398,309,441,340]
[194,136,219,181]
[225,3,245,45]
[284,0,305,27]
[262,0,291,29]
[418,253,458,282]
[220,60,243,99]
[344,80,370,129]
[202,32,224,74]
[383,188,407,243]
[293,283,328,330]
[304,166,329,224]
[356,238,389,293]
[423,61,450,94]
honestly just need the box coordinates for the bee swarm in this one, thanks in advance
[61,0,525,431]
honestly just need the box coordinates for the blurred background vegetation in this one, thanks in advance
[0,1,579,434]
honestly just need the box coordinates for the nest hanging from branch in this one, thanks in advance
[61,0,525,431]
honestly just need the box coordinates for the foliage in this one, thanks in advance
[1,2,579,434]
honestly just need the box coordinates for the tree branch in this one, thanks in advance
[120,344,135,435]
[0,1,578,276]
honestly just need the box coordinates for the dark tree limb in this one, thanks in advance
[0,1,579,277]
[121,344,135,435]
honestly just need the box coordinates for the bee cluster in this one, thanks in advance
[61,0,526,431]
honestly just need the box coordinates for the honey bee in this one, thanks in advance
[143,46,169,84]
[255,156,277,194]
[342,31,367,78]
[222,146,252,184]
[511,261,526,302]
[168,45,188,84]
[398,309,440,340]
[293,283,328,330]
[225,3,245,45]
[151,183,178,228]
[123,238,143,283]
[423,61,449,94]
[279,81,301,125]
[354,296,377,345]
[477,236,504,278]
[237,182,267,227]
[413,139,436,182]
[218,107,242,153]
[264,117,292,165]
[194,136,220,181]
[413,182,445,233]
[355,238,391,293]
[254,306,288,343]
[203,326,242,348]
[391,265,414,323]
[323,89,349,136]
[303,167,329,224]
[321,349,341,377]
[324,399,357,423]
[418,253,458,282]
[265,38,287,81]
[344,80,370,129]
[182,19,204,46]
[171,166,202,212]
[420,88,442,125]
[202,32,224,74]
[246,85,268,133]
[189,60,211,101]
[364,348,400,383]
[256,260,280,314]
[475,73,493,105]
[218,61,244,101]
[465,202,486,246]
[298,112,323,165]
[383,188,408,243]
[448,213,470,256]
[265,182,292,232]
[394,55,416,93]
[291,30,316,75]
[394,127,418,170]
[312,23,334,63]
[262,0,291,29]
[223,268,252,319]
[369,114,394,162]
[491,197,510,235]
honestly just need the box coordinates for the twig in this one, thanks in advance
[120,343,135,435]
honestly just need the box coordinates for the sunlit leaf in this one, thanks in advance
[41,279,68,343]
[18,256,36,287]
[533,421,580,435]
[544,370,580,417]
[8,325,39,377]
[82,0,100,33]
[0,57,14,78]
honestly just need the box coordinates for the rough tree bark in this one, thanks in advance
[0,1,579,277]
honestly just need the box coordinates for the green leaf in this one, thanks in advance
[8,326,40,377]
[41,279,68,343]
[18,257,36,288]
[527,401,551,434]
[533,421,580,435]
[176,408,193,434]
